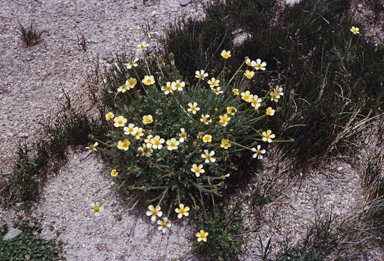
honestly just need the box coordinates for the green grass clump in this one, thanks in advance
[0,216,65,261]
[17,22,44,46]
[164,0,384,171]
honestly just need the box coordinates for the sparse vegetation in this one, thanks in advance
[17,22,44,46]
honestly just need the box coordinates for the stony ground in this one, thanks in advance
[1,0,384,260]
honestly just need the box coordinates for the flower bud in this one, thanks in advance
[194,205,200,212]
[88,134,94,139]
[169,52,174,60]
[145,199,151,204]
[117,216,123,221]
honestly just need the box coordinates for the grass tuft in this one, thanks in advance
[17,22,44,46]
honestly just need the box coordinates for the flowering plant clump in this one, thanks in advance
[90,46,292,234]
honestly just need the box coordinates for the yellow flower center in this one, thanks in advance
[194,167,201,173]
[214,89,219,94]
[175,83,181,88]
[89,145,94,150]
[161,221,168,228]
[122,85,127,90]
[256,64,262,69]
[181,132,186,138]
[94,206,99,212]
[191,106,196,111]
[152,209,158,216]
[198,74,204,78]
[265,134,270,139]
[129,61,135,66]
[154,140,161,145]
[206,154,211,160]
[246,61,252,66]
[170,142,176,147]
[179,208,185,215]
[203,117,207,122]
[204,136,210,142]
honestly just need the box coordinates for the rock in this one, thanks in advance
[6,132,14,137]
[151,11,156,17]
[17,133,29,138]
[180,0,191,6]
[25,55,33,61]
[357,4,363,8]
[3,228,23,240]
[100,50,112,60]
[233,32,249,47]
[106,57,114,64]
[58,93,64,99]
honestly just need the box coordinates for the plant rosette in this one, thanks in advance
[93,49,290,218]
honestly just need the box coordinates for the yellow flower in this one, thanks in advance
[251,96,262,109]
[262,130,275,143]
[114,116,127,127]
[146,205,162,222]
[200,114,212,125]
[232,88,239,95]
[138,42,149,50]
[207,78,220,88]
[166,138,180,150]
[191,164,205,177]
[105,112,114,121]
[220,139,231,149]
[117,139,130,150]
[221,50,231,59]
[142,115,153,124]
[202,134,212,143]
[175,204,190,219]
[187,102,200,114]
[197,132,204,139]
[161,82,175,95]
[142,75,155,86]
[151,135,165,149]
[90,202,104,216]
[213,87,223,95]
[138,143,152,157]
[226,106,237,115]
[241,91,253,103]
[270,91,279,102]
[350,26,359,35]
[244,70,255,79]
[179,128,187,142]
[172,80,185,91]
[266,107,275,116]
[219,114,231,127]
[255,59,266,71]
[196,230,209,242]
[126,58,139,69]
[157,217,171,233]
[127,78,137,89]
[134,128,144,139]
[110,169,118,177]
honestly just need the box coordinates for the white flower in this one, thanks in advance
[157,217,171,233]
[138,42,149,50]
[90,202,104,216]
[201,150,216,163]
[123,124,138,136]
[200,114,212,125]
[151,135,165,149]
[146,205,162,222]
[161,82,176,95]
[179,128,187,142]
[172,80,185,91]
[187,102,200,114]
[195,70,208,79]
[86,142,98,151]
[254,59,266,71]
[166,138,180,150]
[252,145,266,159]
[126,58,139,69]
